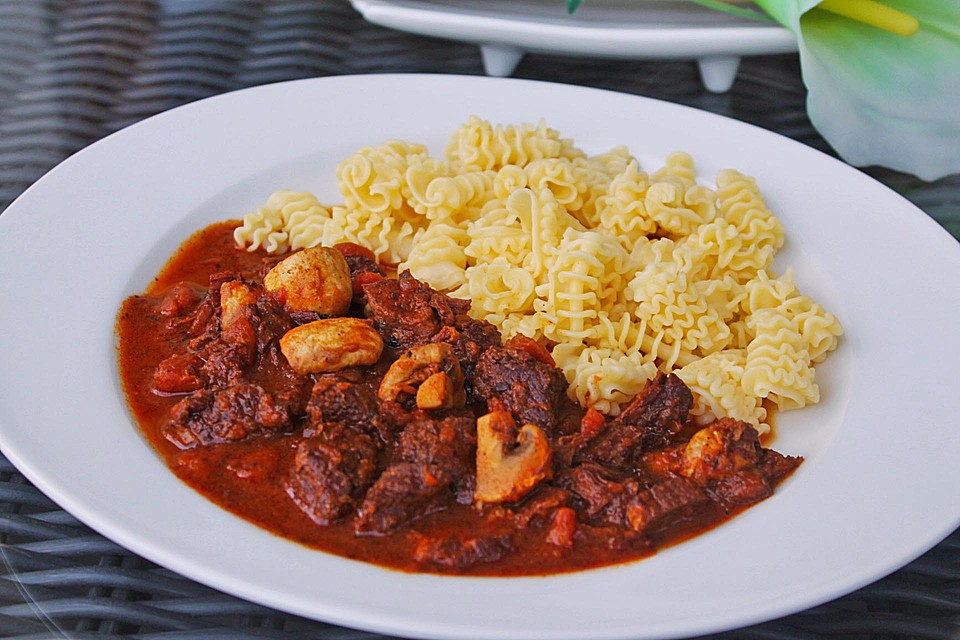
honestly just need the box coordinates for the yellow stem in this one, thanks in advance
[815,0,919,37]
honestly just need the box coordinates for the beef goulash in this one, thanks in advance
[118,221,801,575]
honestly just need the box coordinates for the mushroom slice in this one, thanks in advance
[264,246,352,317]
[416,371,455,410]
[280,318,383,375]
[220,281,258,347]
[378,342,466,409]
[679,418,760,484]
[474,410,552,504]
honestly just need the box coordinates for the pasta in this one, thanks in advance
[233,117,842,431]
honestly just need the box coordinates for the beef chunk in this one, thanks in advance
[708,468,772,506]
[154,353,204,394]
[625,476,708,534]
[617,373,693,449]
[558,463,641,527]
[340,248,384,306]
[575,374,692,466]
[398,416,476,478]
[158,281,199,316]
[252,291,293,355]
[285,426,380,525]
[253,342,313,416]
[575,421,644,469]
[455,314,502,352]
[473,347,567,435]
[363,272,465,348]
[305,374,377,437]
[759,449,803,484]
[356,416,477,534]
[512,486,572,528]
[374,399,426,442]
[355,462,451,534]
[196,339,250,388]
[163,383,290,449]
[413,534,513,569]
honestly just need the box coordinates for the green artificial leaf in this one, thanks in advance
[566,0,584,13]
[754,0,960,180]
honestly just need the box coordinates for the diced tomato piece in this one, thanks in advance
[504,334,555,367]
[355,271,383,288]
[580,407,606,439]
[334,242,376,262]
[546,507,576,548]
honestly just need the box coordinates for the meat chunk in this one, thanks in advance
[575,373,692,467]
[617,372,693,449]
[197,339,251,388]
[708,468,772,506]
[362,272,469,348]
[356,416,476,534]
[625,476,708,534]
[473,346,568,435]
[397,416,476,476]
[162,383,291,449]
[305,374,377,437]
[575,420,643,469]
[154,353,204,394]
[454,315,502,353]
[760,449,803,484]
[336,243,385,305]
[511,486,572,527]
[558,463,641,527]
[355,462,451,534]
[158,281,199,316]
[285,425,380,525]
[346,264,384,306]
[413,534,513,570]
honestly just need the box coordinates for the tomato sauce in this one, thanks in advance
[117,221,799,575]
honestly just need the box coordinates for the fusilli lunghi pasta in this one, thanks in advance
[233,117,842,431]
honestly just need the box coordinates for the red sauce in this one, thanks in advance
[117,221,800,575]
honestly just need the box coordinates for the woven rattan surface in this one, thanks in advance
[1,1,958,638]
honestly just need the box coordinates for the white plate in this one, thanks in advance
[350,0,797,90]
[0,74,958,640]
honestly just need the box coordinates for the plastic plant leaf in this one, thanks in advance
[754,0,960,180]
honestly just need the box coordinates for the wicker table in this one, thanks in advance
[1,1,958,638]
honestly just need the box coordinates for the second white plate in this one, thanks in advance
[351,0,798,91]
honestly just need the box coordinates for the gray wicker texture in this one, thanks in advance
[0,1,957,638]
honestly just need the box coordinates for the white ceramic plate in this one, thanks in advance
[0,74,958,640]
[350,0,797,90]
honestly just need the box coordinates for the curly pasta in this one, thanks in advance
[233,117,842,431]
[446,116,582,173]
[675,350,768,431]
[553,344,659,416]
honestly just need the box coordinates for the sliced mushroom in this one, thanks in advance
[679,418,760,484]
[378,342,466,410]
[474,410,552,504]
[416,371,455,410]
[280,318,383,375]
[264,246,352,316]
[220,281,258,347]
